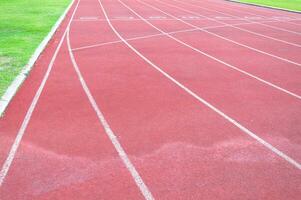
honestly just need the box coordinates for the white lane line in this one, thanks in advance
[100,0,301,170]
[73,40,122,50]
[123,0,301,100]
[67,21,154,200]
[143,0,301,66]
[172,0,301,36]
[149,16,166,19]
[0,0,81,186]
[243,16,262,20]
[79,16,100,20]
[72,18,295,52]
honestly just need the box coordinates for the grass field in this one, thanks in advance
[238,0,301,11]
[0,0,71,98]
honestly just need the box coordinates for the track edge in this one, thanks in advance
[225,0,301,14]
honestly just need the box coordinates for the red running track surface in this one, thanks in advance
[0,0,300,199]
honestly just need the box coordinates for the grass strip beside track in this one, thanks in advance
[0,0,71,97]
[238,0,301,12]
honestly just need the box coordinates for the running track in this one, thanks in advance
[0,0,301,199]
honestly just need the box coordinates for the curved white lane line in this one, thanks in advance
[140,0,301,66]
[173,0,301,36]
[100,0,301,169]
[0,0,81,186]
[156,0,301,49]
[67,22,155,200]
[168,1,301,47]
[121,0,301,100]
[72,17,296,52]
[164,0,301,48]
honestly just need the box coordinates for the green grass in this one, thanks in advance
[0,0,71,97]
[238,0,301,11]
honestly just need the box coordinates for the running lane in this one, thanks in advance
[0,0,79,174]
[134,0,301,95]
[102,0,301,161]
[0,0,300,199]
[73,0,301,199]
[0,0,145,199]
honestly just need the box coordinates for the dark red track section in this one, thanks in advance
[0,0,300,199]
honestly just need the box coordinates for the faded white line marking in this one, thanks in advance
[79,16,100,20]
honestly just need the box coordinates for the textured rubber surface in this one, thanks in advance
[0,0,300,199]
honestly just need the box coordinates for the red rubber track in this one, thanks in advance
[0,0,300,199]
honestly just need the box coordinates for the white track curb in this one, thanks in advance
[0,0,74,117]
[227,0,301,14]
